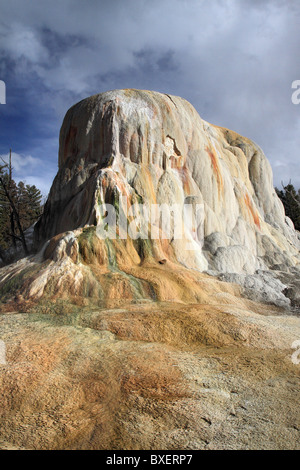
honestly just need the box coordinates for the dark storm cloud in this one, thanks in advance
[0,0,299,194]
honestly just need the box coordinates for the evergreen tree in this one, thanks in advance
[24,184,43,225]
[0,165,11,252]
[15,182,43,230]
[0,158,44,260]
[275,182,300,231]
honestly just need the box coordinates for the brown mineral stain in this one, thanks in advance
[64,125,77,161]
[44,233,66,260]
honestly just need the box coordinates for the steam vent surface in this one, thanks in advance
[0,89,300,450]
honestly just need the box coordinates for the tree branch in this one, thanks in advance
[281,181,300,208]
[0,176,28,255]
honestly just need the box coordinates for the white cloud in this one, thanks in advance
[0,152,52,195]
[0,22,49,63]
[0,152,42,173]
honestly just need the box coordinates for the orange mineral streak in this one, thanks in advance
[170,154,184,170]
[205,146,223,193]
[177,165,191,194]
[142,167,157,204]
[63,125,77,161]
[244,193,261,229]
[114,176,130,200]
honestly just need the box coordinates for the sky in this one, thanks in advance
[0,0,300,197]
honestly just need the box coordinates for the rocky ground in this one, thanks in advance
[0,294,299,450]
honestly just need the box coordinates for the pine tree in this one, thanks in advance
[24,184,43,225]
[0,166,11,253]
[14,182,43,231]
[275,182,300,231]
[0,155,44,260]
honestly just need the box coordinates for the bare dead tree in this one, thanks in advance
[0,245,7,263]
[0,174,28,255]
[8,149,17,248]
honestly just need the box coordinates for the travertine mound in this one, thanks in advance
[0,90,300,450]
[0,89,299,308]
[34,89,299,276]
